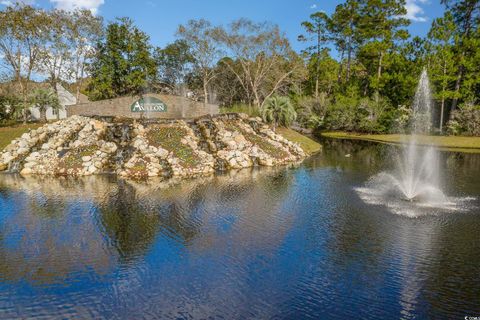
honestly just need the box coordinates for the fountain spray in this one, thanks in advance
[355,68,473,216]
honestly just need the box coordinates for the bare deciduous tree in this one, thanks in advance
[37,9,71,96]
[66,9,103,102]
[215,19,304,107]
[177,19,222,104]
[0,4,50,122]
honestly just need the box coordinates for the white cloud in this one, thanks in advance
[404,0,428,22]
[1,0,36,6]
[49,0,104,14]
[310,4,317,9]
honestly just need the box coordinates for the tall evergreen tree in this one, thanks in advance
[87,17,156,101]
[356,0,410,97]
[298,12,331,99]
[330,0,361,83]
[441,0,480,112]
[428,12,457,131]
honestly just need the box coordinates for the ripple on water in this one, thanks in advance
[0,145,479,319]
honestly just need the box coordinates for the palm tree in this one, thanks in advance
[260,95,297,132]
[30,88,61,122]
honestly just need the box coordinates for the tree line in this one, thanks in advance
[0,4,102,122]
[0,1,479,135]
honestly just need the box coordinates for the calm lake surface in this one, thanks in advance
[0,139,479,319]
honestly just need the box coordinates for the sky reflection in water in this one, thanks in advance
[0,140,479,319]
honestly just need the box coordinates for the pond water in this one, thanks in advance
[0,139,479,319]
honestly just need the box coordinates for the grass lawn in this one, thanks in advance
[321,131,480,153]
[0,123,43,151]
[276,127,322,155]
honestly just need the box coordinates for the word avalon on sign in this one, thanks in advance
[131,97,167,112]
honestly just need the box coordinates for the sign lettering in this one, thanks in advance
[131,97,167,112]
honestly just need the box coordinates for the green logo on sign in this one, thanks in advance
[131,97,167,112]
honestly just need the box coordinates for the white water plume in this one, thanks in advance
[356,69,475,216]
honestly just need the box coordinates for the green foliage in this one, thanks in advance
[315,93,396,134]
[380,39,425,107]
[0,92,21,122]
[447,103,480,136]
[393,105,412,132]
[427,12,458,131]
[296,1,478,135]
[30,88,61,122]
[299,11,331,98]
[59,145,98,170]
[261,96,297,130]
[303,49,339,96]
[211,57,245,106]
[356,95,397,133]
[322,94,358,131]
[147,126,200,168]
[0,5,51,123]
[154,39,194,91]
[1,1,479,135]
[220,103,260,117]
[294,95,328,128]
[87,17,156,101]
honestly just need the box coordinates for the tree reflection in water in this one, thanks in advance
[0,142,478,319]
[0,176,117,284]
[0,167,296,285]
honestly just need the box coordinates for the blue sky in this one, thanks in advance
[1,0,446,55]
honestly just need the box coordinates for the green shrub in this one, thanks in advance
[294,94,329,128]
[323,94,359,131]
[30,88,61,122]
[447,103,480,136]
[261,96,297,131]
[220,103,260,117]
[321,94,395,134]
[0,93,22,123]
[356,96,396,133]
[392,105,412,132]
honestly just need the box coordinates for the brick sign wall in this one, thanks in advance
[67,94,219,119]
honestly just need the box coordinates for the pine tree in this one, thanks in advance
[299,12,331,99]
[356,0,410,98]
[330,0,361,83]
[441,0,480,113]
[87,18,156,100]
[428,12,457,131]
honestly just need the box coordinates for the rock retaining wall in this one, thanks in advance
[0,114,306,179]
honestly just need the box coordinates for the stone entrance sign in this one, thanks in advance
[67,94,219,119]
[131,97,167,112]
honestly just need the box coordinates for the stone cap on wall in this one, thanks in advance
[67,94,219,119]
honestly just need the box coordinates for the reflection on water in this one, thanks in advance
[0,140,479,319]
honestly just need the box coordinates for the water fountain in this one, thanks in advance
[356,69,474,216]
